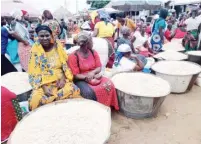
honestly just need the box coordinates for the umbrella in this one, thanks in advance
[97,8,121,14]
[111,0,163,11]
[169,0,201,6]
[53,6,73,20]
[1,0,40,17]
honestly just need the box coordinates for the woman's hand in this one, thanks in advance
[42,85,54,97]
[56,77,66,89]
[94,73,102,80]
[23,41,29,46]
[85,72,95,81]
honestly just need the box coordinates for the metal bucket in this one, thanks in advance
[187,55,201,65]
[116,90,166,119]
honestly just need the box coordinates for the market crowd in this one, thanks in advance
[1,7,201,111]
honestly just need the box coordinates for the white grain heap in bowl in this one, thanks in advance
[151,61,201,76]
[1,72,32,95]
[8,99,111,144]
[154,51,188,61]
[162,41,185,52]
[186,51,201,57]
[111,72,171,97]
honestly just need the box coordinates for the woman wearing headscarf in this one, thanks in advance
[93,10,115,48]
[117,26,134,51]
[28,25,81,110]
[42,10,62,41]
[113,44,144,72]
[151,8,168,53]
[93,10,115,68]
[68,32,119,110]
[183,9,201,51]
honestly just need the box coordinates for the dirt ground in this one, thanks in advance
[108,86,201,144]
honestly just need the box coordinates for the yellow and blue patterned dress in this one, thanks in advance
[28,41,81,110]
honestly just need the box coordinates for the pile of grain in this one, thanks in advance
[186,51,201,57]
[152,61,201,75]
[154,51,188,61]
[162,41,185,52]
[111,73,170,97]
[9,99,111,144]
[1,72,32,95]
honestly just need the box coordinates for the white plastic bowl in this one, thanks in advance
[151,61,201,93]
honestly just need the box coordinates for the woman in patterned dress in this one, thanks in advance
[151,9,168,53]
[28,25,81,110]
[68,32,119,110]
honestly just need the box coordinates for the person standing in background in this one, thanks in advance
[183,9,201,51]
[1,17,28,75]
[116,13,136,38]
[151,9,168,53]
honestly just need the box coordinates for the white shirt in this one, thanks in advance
[185,15,201,31]
[133,31,148,48]
[114,57,136,72]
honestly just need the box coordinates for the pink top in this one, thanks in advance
[68,50,102,75]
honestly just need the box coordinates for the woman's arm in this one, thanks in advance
[93,28,98,37]
[159,27,164,44]
[131,36,136,53]
[131,56,144,71]
[9,31,29,45]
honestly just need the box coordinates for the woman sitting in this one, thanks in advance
[113,44,144,72]
[28,25,81,110]
[68,32,119,110]
[132,24,153,57]
[117,26,134,52]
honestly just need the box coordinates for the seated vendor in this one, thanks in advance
[113,44,144,72]
[68,32,119,110]
[28,25,81,110]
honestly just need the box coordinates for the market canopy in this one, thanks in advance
[97,8,121,14]
[1,0,40,17]
[53,6,73,20]
[111,0,164,11]
[169,0,201,6]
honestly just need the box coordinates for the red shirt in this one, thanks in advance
[1,87,18,142]
[174,28,187,39]
[165,29,172,41]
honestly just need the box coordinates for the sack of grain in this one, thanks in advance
[151,61,201,93]
[111,72,170,118]
[8,99,111,144]
[154,51,188,61]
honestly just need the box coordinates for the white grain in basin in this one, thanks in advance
[8,99,111,144]
[154,51,188,61]
[186,51,201,57]
[152,61,201,76]
[111,73,171,97]
[162,41,185,52]
[1,72,32,95]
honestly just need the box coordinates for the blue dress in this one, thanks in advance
[151,18,167,52]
